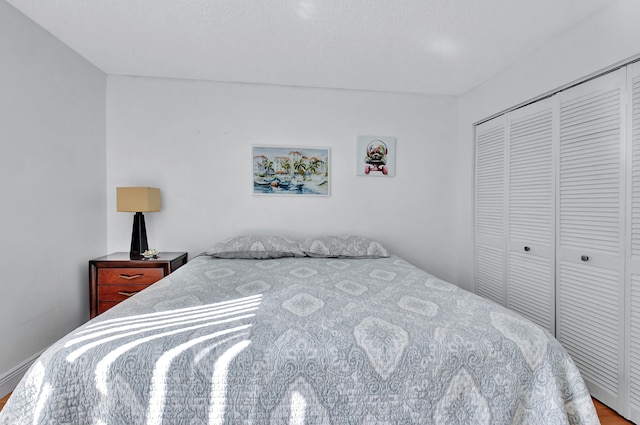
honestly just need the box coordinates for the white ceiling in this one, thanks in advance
[7,0,617,96]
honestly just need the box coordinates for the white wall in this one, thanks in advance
[454,0,640,290]
[0,1,107,396]
[106,76,459,281]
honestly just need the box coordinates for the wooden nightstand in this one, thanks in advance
[89,252,188,318]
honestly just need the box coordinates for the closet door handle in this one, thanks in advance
[581,255,589,262]
[524,246,531,252]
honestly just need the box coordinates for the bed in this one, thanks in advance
[0,236,599,424]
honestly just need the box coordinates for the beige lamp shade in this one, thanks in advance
[117,187,161,212]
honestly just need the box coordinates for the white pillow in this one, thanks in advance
[299,235,389,258]
[207,235,305,259]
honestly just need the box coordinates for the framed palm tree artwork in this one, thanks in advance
[252,146,330,196]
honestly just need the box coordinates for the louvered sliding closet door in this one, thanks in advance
[557,68,626,411]
[506,98,556,334]
[627,62,640,423]
[475,116,507,305]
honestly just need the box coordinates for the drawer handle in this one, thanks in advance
[119,274,143,280]
[524,246,531,252]
[581,255,589,262]
[117,291,140,297]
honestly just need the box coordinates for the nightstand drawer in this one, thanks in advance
[98,284,151,301]
[97,301,123,316]
[97,267,164,284]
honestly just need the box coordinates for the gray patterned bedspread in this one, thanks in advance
[0,255,599,424]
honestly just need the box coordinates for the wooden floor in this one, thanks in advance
[593,399,633,425]
[0,393,10,412]
[0,391,633,423]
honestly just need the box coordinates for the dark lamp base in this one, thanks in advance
[130,212,149,260]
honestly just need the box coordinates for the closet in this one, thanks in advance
[475,64,639,420]
[629,60,640,422]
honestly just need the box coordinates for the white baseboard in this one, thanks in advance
[0,350,44,398]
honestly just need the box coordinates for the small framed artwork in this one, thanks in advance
[253,146,330,196]
[356,135,396,176]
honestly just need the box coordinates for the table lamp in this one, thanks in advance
[117,187,161,259]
